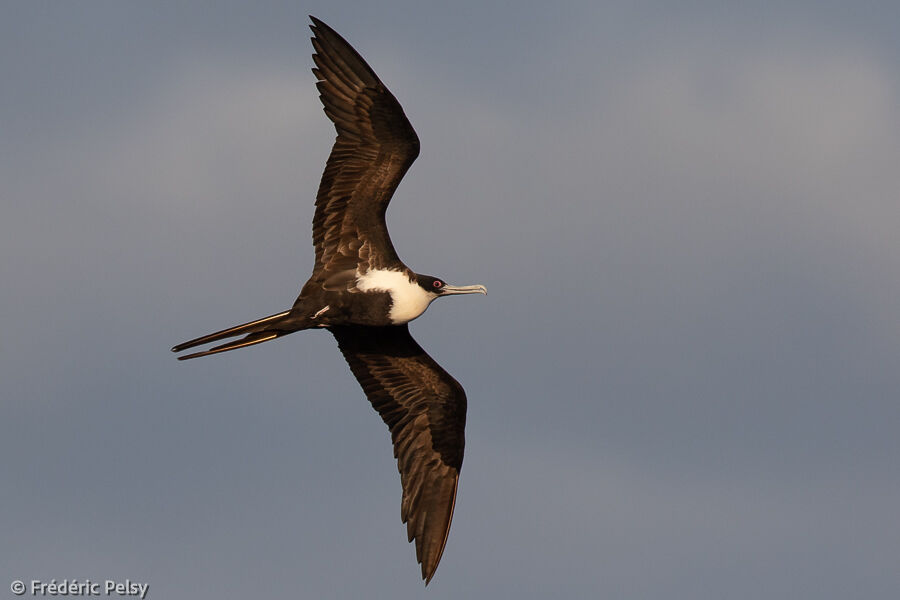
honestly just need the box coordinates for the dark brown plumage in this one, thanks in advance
[308,15,420,281]
[308,18,464,581]
[172,16,485,584]
[332,324,465,582]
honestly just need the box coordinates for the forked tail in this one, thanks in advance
[171,310,295,360]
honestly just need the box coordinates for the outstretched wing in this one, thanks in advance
[309,17,420,280]
[330,324,466,584]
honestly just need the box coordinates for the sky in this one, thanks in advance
[2,1,899,598]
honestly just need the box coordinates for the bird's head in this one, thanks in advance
[415,274,487,299]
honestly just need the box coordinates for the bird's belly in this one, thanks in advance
[310,291,396,327]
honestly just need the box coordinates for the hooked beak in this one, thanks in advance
[441,283,487,296]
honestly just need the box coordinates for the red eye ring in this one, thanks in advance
[433,280,443,288]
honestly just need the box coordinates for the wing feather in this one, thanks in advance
[330,324,465,583]
[309,17,420,277]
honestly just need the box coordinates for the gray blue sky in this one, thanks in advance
[2,2,899,598]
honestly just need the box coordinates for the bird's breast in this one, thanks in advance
[355,269,434,325]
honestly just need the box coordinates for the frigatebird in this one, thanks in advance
[171,17,486,583]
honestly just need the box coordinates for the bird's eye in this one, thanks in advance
[433,280,443,288]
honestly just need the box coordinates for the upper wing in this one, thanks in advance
[330,324,466,584]
[309,17,420,278]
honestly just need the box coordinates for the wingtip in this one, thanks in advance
[418,542,443,585]
[309,15,328,33]
[422,562,439,585]
[414,472,459,586]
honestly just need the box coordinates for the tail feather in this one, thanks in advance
[171,309,294,358]
[176,331,283,360]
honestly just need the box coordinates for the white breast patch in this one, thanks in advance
[355,269,435,324]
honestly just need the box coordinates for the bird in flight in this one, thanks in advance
[171,16,486,583]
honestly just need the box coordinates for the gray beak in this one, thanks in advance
[441,284,487,296]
